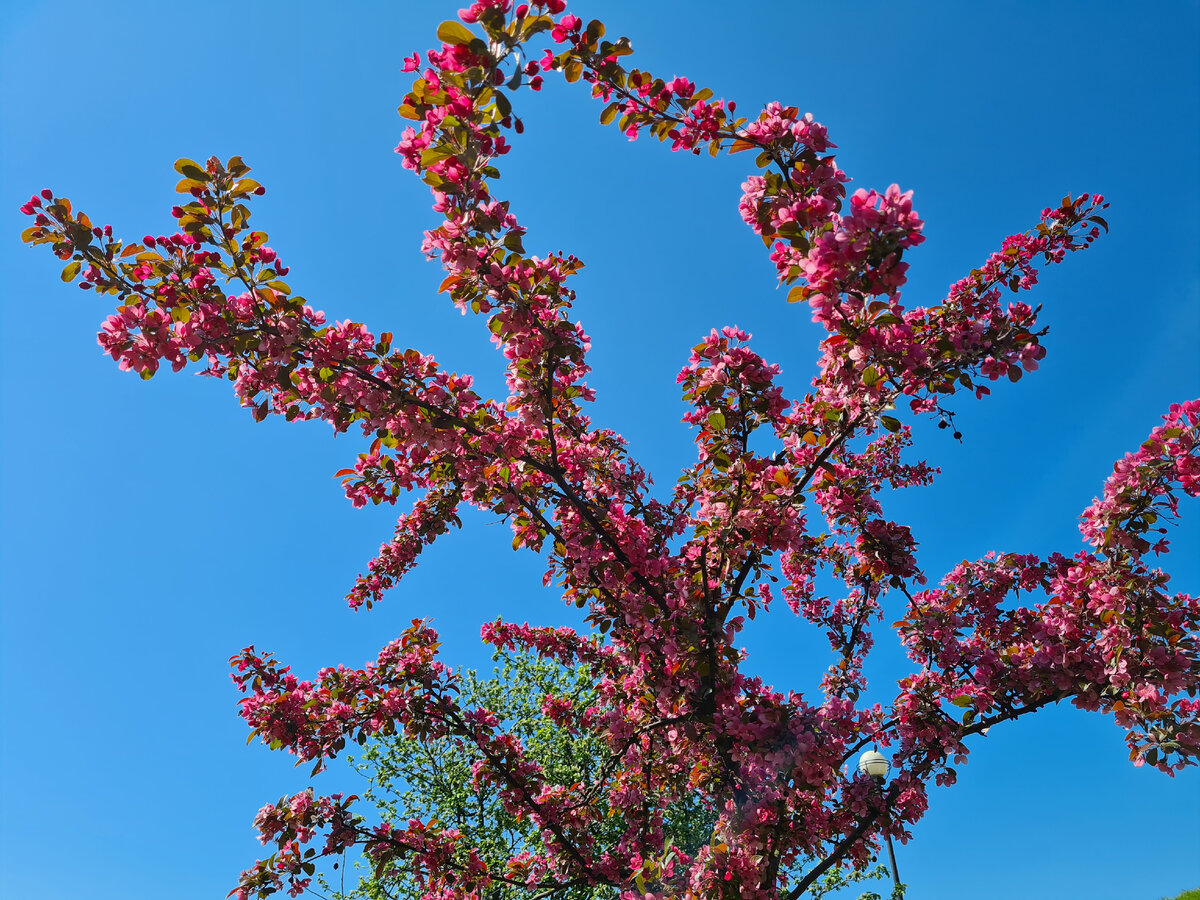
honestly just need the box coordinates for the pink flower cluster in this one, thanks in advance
[1080,400,1200,556]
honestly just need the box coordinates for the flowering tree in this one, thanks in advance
[19,2,1200,899]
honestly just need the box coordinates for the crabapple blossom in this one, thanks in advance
[20,3,1198,899]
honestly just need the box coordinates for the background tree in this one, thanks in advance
[4,1,1195,900]
[326,646,898,900]
[331,647,715,900]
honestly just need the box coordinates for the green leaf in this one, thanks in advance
[880,415,900,433]
[173,158,203,176]
[707,411,726,430]
[178,163,209,182]
[436,20,475,46]
[608,36,634,57]
[519,14,554,38]
[420,146,455,167]
[60,260,81,282]
[230,204,251,230]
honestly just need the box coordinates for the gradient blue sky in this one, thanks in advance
[2,2,1197,898]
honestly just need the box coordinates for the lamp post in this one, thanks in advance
[857,750,901,892]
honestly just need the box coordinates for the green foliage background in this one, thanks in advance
[326,648,711,899]
[322,648,899,899]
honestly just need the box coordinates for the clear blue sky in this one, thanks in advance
[1,2,1197,898]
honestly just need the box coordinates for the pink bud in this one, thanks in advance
[41,188,53,200]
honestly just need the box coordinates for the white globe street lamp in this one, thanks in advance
[857,750,901,892]
[857,749,890,780]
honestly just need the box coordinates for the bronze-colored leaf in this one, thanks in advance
[436,20,474,47]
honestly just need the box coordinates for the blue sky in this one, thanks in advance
[1,2,1197,898]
